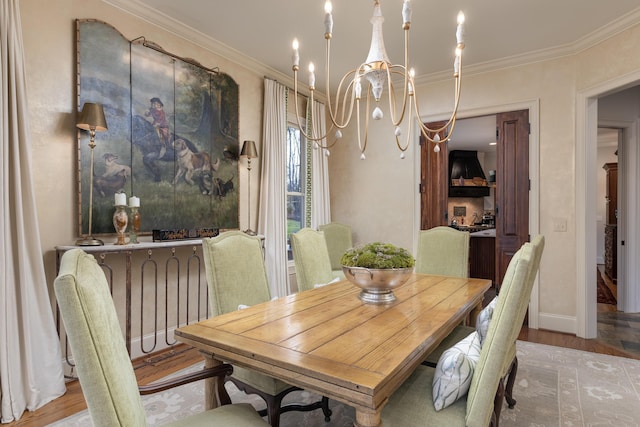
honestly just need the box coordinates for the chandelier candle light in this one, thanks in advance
[291,0,465,159]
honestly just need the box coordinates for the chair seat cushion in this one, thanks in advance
[164,402,268,426]
[314,276,342,288]
[332,269,346,280]
[382,365,467,426]
[232,366,294,395]
[424,325,474,366]
[432,331,481,411]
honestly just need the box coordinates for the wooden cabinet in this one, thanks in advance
[469,236,496,285]
[603,163,617,224]
[604,225,617,281]
[603,162,617,281]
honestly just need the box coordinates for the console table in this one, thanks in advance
[55,240,210,373]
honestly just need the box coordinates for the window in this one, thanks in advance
[286,118,307,259]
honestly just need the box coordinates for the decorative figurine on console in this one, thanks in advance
[113,192,128,245]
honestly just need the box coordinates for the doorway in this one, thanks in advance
[419,109,530,288]
[596,128,619,310]
[577,80,640,339]
[414,101,540,326]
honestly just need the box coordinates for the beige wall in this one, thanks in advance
[19,0,640,336]
[20,0,264,290]
[329,23,640,332]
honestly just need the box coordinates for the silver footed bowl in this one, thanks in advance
[342,266,414,304]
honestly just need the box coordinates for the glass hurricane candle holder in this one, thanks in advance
[129,206,141,244]
[113,205,128,245]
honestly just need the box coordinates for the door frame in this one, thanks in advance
[413,99,540,327]
[598,120,631,313]
[577,73,640,338]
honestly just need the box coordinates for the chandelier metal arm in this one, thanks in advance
[290,1,466,157]
[416,52,463,144]
[386,28,412,128]
[292,69,336,144]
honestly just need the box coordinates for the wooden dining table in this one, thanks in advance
[174,273,491,427]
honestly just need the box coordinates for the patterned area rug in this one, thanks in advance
[597,268,617,305]
[49,341,640,426]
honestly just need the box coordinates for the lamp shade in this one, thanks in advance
[77,102,108,131]
[241,140,258,159]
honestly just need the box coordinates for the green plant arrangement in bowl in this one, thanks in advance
[341,242,415,304]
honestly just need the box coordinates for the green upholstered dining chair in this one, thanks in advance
[202,231,331,427]
[318,222,352,277]
[290,227,339,292]
[415,226,470,277]
[54,248,268,427]
[384,236,544,427]
[422,235,544,415]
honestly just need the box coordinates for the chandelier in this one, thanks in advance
[291,0,465,159]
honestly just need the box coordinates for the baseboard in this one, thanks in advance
[537,312,576,335]
[62,327,182,378]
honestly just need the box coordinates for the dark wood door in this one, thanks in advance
[603,162,617,280]
[420,111,530,288]
[420,122,449,229]
[495,110,530,288]
[603,163,617,224]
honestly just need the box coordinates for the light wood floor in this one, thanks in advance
[8,271,640,427]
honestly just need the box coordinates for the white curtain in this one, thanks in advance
[257,79,290,297]
[308,100,331,228]
[0,0,66,422]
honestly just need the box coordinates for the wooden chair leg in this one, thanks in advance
[266,393,284,427]
[321,396,332,421]
[504,357,518,409]
[227,376,332,426]
[493,378,505,427]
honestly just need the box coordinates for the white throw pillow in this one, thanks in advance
[475,297,497,346]
[313,276,341,288]
[432,331,481,411]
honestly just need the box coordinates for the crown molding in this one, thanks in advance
[104,0,640,94]
[102,0,302,95]
[416,7,640,86]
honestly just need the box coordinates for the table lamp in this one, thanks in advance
[241,140,258,235]
[76,102,108,246]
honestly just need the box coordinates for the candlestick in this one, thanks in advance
[402,0,412,28]
[355,77,362,99]
[113,205,128,245]
[308,62,315,88]
[324,1,333,36]
[129,206,141,244]
[115,192,126,206]
[456,11,465,46]
[292,39,300,68]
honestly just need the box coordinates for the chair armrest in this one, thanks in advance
[138,363,233,405]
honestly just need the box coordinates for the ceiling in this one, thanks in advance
[110,0,640,148]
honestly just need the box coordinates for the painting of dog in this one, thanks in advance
[172,139,220,185]
[94,169,127,197]
[213,175,234,200]
[102,153,131,178]
[78,20,240,235]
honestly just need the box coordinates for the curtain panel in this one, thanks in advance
[257,79,290,297]
[308,99,331,229]
[0,0,66,422]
